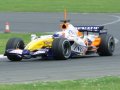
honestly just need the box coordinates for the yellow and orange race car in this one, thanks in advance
[4,19,115,61]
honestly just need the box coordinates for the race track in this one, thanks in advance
[0,13,120,83]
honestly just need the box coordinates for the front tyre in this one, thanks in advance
[52,38,71,60]
[5,38,24,61]
[97,34,115,56]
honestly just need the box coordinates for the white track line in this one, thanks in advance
[0,55,6,59]
[99,15,120,26]
[99,15,120,44]
[115,38,119,44]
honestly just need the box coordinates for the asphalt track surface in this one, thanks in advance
[0,13,120,83]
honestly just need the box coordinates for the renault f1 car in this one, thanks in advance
[4,13,115,61]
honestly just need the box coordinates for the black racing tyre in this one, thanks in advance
[52,38,71,60]
[5,38,24,61]
[97,34,115,56]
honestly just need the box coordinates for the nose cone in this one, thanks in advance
[25,38,53,51]
[25,39,44,51]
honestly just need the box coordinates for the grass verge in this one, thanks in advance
[0,0,120,12]
[0,76,120,90]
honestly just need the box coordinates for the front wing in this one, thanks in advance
[5,48,50,59]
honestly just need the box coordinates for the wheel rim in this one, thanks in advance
[16,41,24,49]
[62,41,71,58]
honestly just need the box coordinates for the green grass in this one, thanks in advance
[0,0,120,12]
[0,76,120,90]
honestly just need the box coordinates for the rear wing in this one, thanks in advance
[75,26,107,34]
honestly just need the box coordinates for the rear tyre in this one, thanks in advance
[97,34,115,56]
[5,38,24,61]
[52,38,71,60]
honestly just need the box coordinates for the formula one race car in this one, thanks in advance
[4,12,115,61]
